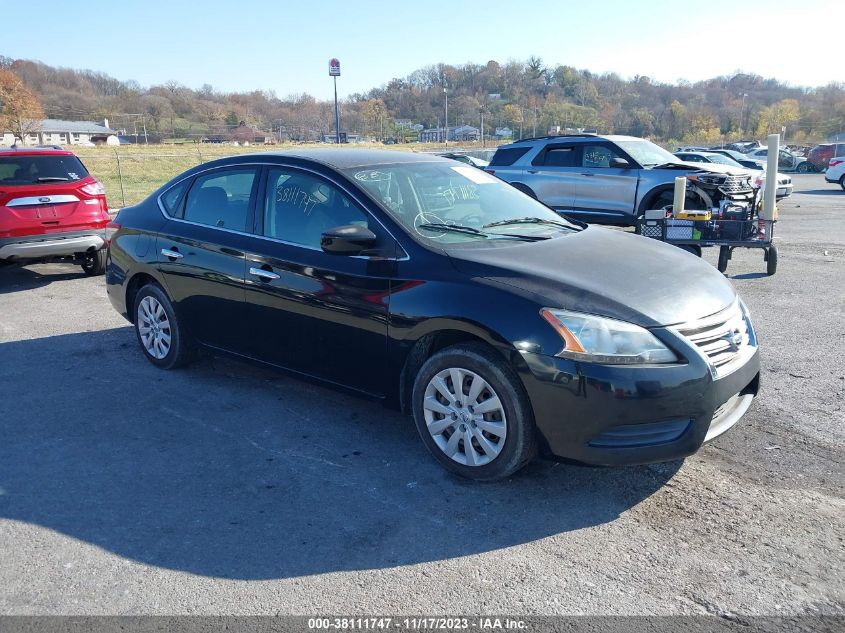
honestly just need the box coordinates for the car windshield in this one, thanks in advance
[703,153,743,167]
[345,161,581,244]
[0,155,89,185]
[613,139,678,167]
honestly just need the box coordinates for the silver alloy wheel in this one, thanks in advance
[422,367,507,467]
[137,295,172,360]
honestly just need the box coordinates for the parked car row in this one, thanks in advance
[22,140,845,480]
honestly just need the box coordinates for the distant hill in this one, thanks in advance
[2,55,842,145]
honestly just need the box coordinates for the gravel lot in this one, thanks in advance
[0,174,842,617]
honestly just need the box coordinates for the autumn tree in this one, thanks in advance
[0,69,44,142]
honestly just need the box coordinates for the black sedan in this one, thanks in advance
[106,150,760,480]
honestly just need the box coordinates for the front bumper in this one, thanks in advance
[517,345,760,466]
[0,230,105,261]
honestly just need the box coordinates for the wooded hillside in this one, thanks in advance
[2,55,842,145]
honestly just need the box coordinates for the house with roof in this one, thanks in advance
[0,119,118,147]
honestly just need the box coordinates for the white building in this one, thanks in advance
[1,119,118,147]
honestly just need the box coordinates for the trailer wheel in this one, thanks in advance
[718,246,730,273]
[766,245,778,276]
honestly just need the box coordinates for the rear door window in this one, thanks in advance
[0,155,89,185]
[182,168,258,231]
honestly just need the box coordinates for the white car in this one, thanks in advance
[824,156,845,190]
[745,147,811,173]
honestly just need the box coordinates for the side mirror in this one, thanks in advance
[610,157,631,169]
[321,224,377,255]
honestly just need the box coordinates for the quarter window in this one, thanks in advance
[183,169,257,230]
[264,168,368,249]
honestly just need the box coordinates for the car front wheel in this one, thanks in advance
[411,343,536,481]
[133,283,193,369]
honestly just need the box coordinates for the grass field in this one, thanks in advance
[72,142,495,208]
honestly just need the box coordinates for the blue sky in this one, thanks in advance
[3,0,840,98]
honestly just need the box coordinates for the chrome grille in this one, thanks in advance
[675,303,752,376]
[719,175,752,194]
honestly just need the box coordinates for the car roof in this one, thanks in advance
[500,134,649,149]
[249,148,450,169]
[0,147,76,157]
[677,151,719,156]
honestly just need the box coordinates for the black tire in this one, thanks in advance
[81,248,107,276]
[510,183,537,199]
[766,245,778,276]
[717,246,730,273]
[642,187,706,215]
[796,162,810,174]
[411,342,537,481]
[132,283,194,369]
[840,175,845,192]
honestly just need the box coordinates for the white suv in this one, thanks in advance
[824,156,845,190]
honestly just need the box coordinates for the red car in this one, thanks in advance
[808,142,845,172]
[0,148,110,275]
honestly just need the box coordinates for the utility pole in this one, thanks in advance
[480,107,485,148]
[739,93,748,137]
[444,85,448,147]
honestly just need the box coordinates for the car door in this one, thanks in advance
[240,165,396,396]
[155,166,259,354]
[522,143,578,211]
[570,142,639,222]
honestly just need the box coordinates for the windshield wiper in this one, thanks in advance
[418,222,548,242]
[418,222,488,237]
[483,217,572,229]
[36,176,71,182]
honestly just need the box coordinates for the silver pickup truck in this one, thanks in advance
[486,134,757,226]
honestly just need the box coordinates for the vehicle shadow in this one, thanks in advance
[0,263,88,294]
[0,328,681,580]
[732,272,769,280]
[794,189,843,196]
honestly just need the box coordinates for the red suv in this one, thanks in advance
[808,142,845,172]
[0,148,110,275]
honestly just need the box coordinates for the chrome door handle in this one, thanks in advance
[249,267,280,281]
[161,248,183,259]
[581,172,596,176]
[527,170,538,174]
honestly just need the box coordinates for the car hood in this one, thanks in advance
[673,161,752,176]
[447,227,737,328]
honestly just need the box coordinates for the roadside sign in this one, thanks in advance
[329,58,341,76]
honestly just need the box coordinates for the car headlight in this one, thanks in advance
[540,309,678,365]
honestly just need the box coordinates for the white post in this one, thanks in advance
[672,176,686,216]
[761,134,779,221]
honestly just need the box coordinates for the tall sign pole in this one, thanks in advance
[444,86,448,147]
[329,58,341,144]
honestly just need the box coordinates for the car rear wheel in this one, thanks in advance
[133,284,193,369]
[796,162,810,173]
[839,175,845,192]
[81,248,107,276]
[411,343,536,481]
